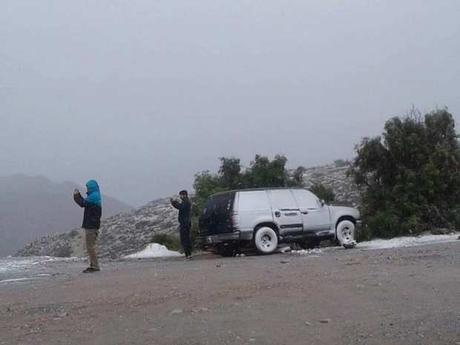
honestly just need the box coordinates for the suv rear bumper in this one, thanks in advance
[199,231,252,245]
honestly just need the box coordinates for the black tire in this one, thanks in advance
[218,244,236,257]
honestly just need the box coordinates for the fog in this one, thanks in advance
[1,0,459,205]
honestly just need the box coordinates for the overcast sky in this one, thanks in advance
[1,0,459,206]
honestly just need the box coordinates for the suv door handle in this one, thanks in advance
[301,211,309,215]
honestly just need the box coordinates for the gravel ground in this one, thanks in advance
[0,241,459,345]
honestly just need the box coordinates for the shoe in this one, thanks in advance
[186,255,193,260]
[83,267,100,273]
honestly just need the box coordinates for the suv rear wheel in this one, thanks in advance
[254,227,278,254]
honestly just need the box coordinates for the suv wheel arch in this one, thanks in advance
[253,223,279,237]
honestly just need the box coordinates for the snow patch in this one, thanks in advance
[358,233,459,250]
[290,248,323,256]
[124,243,181,259]
[0,277,35,284]
[0,256,80,273]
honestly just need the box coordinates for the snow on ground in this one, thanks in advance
[357,233,459,250]
[124,243,181,259]
[278,246,323,256]
[290,248,323,256]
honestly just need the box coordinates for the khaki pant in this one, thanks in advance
[85,229,99,269]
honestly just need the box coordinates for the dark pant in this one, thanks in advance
[179,223,192,257]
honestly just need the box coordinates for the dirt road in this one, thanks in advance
[1,242,459,345]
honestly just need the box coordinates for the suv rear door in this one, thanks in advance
[267,189,303,236]
[235,190,272,231]
[199,192,235,235]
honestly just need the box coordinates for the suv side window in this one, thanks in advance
[268,190,298,210]
[291,189,320,209]
[238,191,271,211]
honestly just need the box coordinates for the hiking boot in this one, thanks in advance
[83,267,100,273]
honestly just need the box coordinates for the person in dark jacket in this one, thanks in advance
[171,190,192,259]
[73,180,102,273]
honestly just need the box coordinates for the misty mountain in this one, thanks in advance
[0,175,132,256]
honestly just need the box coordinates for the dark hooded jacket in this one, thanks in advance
[73,180,102,230]
[171,198,192,226]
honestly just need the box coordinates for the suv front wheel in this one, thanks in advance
[254,226,278,254]
[336,220,355,246]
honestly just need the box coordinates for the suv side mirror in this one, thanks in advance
[320,199,325,207]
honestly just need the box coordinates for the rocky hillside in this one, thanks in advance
[17,162,360,258]
[16,199,179,258]
[302,162,360,207]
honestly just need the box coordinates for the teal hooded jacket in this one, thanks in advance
[73,180,102,229]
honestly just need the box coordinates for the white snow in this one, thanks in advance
[279,246,291,254]
[290,248,323,256]
[0,277,35,284]
[0,256,80,273]
[357,233,459,250]
[124,243,181,259]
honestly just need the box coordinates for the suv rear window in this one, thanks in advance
[200,192,236,235]
[203,192,234,217]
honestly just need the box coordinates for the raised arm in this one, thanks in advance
[73,192,87,208]
[171,199,181,210]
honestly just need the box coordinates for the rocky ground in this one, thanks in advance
[17,163,360,259]
[2,241,459,345]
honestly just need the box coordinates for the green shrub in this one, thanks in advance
[150,233,181,251]
[334,159,348,168]
[350,109,460,238]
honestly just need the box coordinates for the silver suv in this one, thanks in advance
[199,188,361,256]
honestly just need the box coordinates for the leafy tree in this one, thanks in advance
[243,154,291,188]
[219,157,243,190]
[192,154,306,217]
[350,109,460,239]
[291,166,307,186]
[192,171,224,216]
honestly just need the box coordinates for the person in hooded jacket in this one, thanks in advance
[73,180,102,273]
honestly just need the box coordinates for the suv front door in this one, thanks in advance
[291,189,331,233]
[267,189,303,236]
